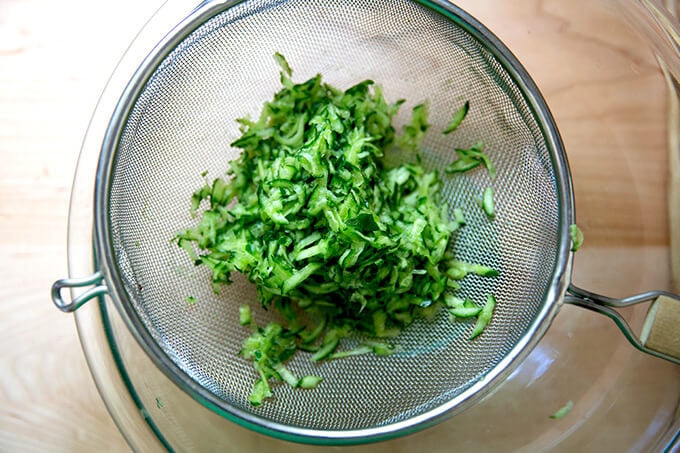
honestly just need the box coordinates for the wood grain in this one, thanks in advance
[641,295,680,359]
[0,0,675,451]
[0,0,164,450]
[463,0,669,248]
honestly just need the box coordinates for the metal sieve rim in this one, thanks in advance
[92,0,575,444]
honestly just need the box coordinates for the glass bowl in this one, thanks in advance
[63,0,680,450]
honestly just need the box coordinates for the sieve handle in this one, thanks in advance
[51,272,108,313]
[565,286,680,365]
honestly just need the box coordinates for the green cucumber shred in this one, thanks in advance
[469,294,496,339]
[550,400,574,419]
[298,375,323,389]
[445,140,495,178]
[570,224,584,252]
[442,101,469,135]
[239,305,251,326]
[449,298,483,319]
[177,53,500,405]
[482,187,495,218]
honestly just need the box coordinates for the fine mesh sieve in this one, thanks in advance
[62,0,580,443]
[96,0,573,441]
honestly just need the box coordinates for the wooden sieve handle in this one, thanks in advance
[640,296,680,361]
[566,287,680,365]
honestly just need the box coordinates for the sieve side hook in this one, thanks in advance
[565,285,680,366]
[51,272,108,313]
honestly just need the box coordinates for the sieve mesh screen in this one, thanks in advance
[106,0,562,433]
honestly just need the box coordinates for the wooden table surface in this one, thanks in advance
[0,0,677,451]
